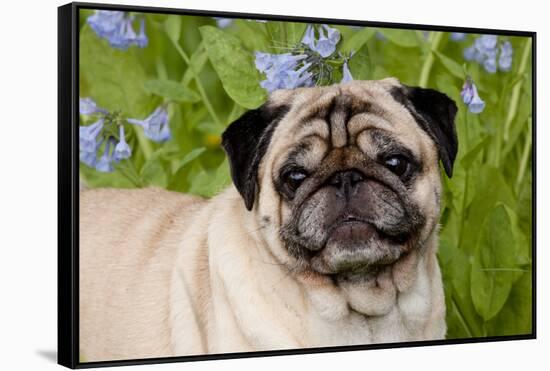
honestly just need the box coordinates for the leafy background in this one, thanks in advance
[79,10,533,339]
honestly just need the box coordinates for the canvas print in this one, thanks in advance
[75,5,534,365]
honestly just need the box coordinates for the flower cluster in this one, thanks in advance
[79,98,132,172]
[255,53,314,92]
[460,79,485,114]
[87,11,148,50]
[463,35,513,73]
[255,24,353,93]
[79,98,171,172]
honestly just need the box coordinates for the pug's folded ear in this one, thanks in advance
[391,85,458,178]
[221,103,290,211]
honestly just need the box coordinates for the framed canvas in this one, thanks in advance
[58,2,536,368]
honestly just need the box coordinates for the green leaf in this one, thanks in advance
[341,27,376,54]
[199,25,267,109]
[140,149,169,187]
[470,204,521,321]
[173,147,206,173]
[442,246,485,338]
[164,16,181,42]
[486,272,532,336]
[144,79,200,102]
[265,21,286,45]
[79,25,150,117]
[460,136,489,169]
[348,41,371,80]
[234,19,270,51]
[80,163,135,188]
[196,121,225,135]
[460,166,516,254]
[182,42,208,87]
[516,169,533,245]
[378,29,418,48]
[435,51,466,79]
[188,158,232,197]
[286,22,307,45]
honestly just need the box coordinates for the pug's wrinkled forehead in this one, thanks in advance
[222,78,457,211]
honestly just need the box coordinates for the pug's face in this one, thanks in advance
[222,78,457,279]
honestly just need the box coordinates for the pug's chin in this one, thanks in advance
[309,221,407,276]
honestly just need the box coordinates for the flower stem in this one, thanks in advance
[155,57,168,79]
[457,112,469,250]
[515,117,532,192]
[127,160,144,187]
[135,127,153,160]
[452,296,473,338]
[503,38,532,142]
[492,75,512,166]
[116,161,143,187]
[169,37,222,127]
[418,32,444,88]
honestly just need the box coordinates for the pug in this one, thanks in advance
[79,78,457,362]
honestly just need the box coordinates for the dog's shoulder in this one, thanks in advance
[81,186,204,223]
[81,186,203,208]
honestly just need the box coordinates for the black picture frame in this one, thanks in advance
[58,2,537,369]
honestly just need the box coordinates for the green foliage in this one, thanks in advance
[79,11,533,340]
[470,204,526,321]
[80,24,151,117]
[199,25,267,109]
[143,79,200,102]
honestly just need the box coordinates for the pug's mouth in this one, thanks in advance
[308,214,413,275]
[328,215,410,245]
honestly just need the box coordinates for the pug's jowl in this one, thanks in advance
[79,78,457,361]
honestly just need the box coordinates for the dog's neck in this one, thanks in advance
[246,199,439,321]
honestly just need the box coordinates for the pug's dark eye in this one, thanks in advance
[282,169,308,193]
[384,155,410,178]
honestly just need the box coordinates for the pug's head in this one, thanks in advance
[222,78,457,280]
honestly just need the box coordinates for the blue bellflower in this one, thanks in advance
[255,52,313,93]
[279,62,313,89]
[498,41,513,71]
[114,125,132,161]
[464,35,498,73]
[341,60,353,82]
[375,32,387,41]
[79,97,107,115]
[134,19,148,48]
[80,136,104,168]
[450,33,466,42]
[87,11,148,50]
[301,25,316,50]
[95,139,116,173]
[87,11,125,38]
[109,17,137,49]
[463,35,513,74]
[461,79,485,114]
[79,119,104,153]
[301,25,341,58]
[213,17,233,28]
[213,18,267,28]
[80,149,98,168]
[127,106,171,143]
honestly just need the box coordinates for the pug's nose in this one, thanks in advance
[328,170,365,199]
